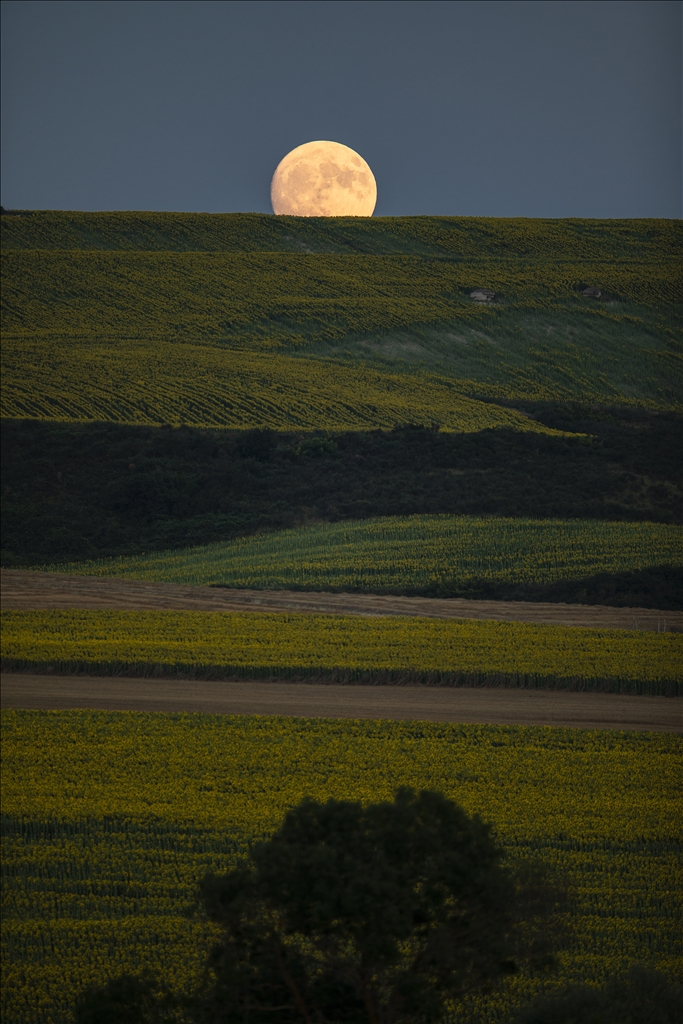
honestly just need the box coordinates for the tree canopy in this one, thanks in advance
[198,787,520,1023]
[75,787,567,1024]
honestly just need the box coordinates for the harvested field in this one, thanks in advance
[2,570,679,631]
[2,674,680,732]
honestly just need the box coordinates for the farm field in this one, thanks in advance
[303,304,681,409]
[2,608,681,695]
[5,568,681,631]
[3,212,681,609]
[3,414,681,581]
[3,311,678,422]
[40,515,683,596]
[2,709,681,1024]
[2,210,682,1024]
[3,210,680,257]
[2,214,681,424]
[3,674,680,733]
[4,249,679,340]
[1,339,562,433]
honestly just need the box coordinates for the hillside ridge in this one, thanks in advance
[3,209,682,257]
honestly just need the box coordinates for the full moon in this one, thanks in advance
[270,141,377,217]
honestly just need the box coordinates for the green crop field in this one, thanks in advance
[4,416,681,586]
[2,339,569,433]
[3,250,679,341]
[2,213,681,426]
[3,608,680,694]
[2,709,681,1024]
[42,515,683,596]
[2,210,680,258]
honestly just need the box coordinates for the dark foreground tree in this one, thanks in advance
[514,966,682,1024]
[196,787,555,1024]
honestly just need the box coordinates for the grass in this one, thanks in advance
[2,709,681,1023]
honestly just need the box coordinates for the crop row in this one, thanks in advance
[2,609,681,694]
[2,709,681,1023]
[2,210,681,261]
[2,340,572,430]
[4,334,677,427]
[48,515,683,593]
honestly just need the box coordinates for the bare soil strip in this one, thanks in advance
[2,674,680,732]
[2,571,679,631]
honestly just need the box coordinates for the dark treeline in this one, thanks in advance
[2,406,681,606]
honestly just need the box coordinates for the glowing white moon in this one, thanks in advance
[271,141,377,217]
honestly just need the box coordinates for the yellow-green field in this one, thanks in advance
[2,709,681,1023]
[2,214,681,426]
[3,251,680,341]
[2,211,680,259]
[1,340,565,432]
[2,609,680,695]
[2,213,681,1024]
[43,515,683,593]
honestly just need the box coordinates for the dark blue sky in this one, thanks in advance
[2,0,681,217]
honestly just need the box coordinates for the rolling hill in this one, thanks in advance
[2,213,681,417]
[2,211,682,1024]
[2,210,681,604]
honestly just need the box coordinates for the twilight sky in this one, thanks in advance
[1,0,681,217]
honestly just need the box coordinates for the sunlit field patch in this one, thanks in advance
[42,515,683,595]
[2,339,574,433]
[2,608,680,694]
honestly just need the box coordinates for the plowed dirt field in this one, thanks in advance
[2,674,680,732]
[2,570,679,631]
